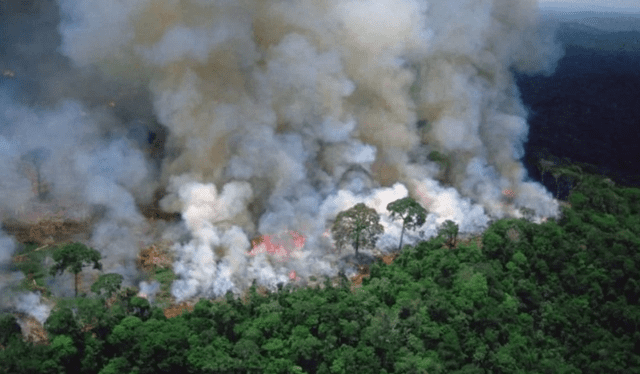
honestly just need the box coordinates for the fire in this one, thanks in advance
[322,229,331,238]
[288,270,300,281]
[290,231,306,248]
[502,189,515,198]
[247,230,305,262]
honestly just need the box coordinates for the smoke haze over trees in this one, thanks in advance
[1,0,566,313]
[1,170,639,373]
[1,3,639,371]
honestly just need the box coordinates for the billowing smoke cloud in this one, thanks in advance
[1,0,564,304]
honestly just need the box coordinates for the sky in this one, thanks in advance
[538,0,639,13]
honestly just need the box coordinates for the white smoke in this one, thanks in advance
[138,280,161,303]
[14,292,52,325]
[0,0,165,322]
[0,0,567,303]
[0,92,157,293]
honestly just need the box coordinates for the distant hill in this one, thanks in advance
[540,10,640,32]
[554,21,640,52]
[517,16,640,192]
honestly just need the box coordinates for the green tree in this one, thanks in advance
[331,203,384,257]
[98,357,131,374]
[91,273,124,298]
[44,307,82,344]
[67,296,124,341]
[387,197,428,251]
[438,220,459,249]
[49,334,79,372]
[287,325,322,370]
[129,297,152,320]
[550,164,584,199]
[50,242,102,297]
[132,318,191,374]
[0,314,22,346]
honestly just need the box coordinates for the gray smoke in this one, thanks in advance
[0,0,564,304]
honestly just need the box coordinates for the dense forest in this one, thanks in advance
[2,167,639,373]
[518,21,640,191]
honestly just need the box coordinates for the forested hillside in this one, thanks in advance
[518,21,640,190]
[2,171,639,373]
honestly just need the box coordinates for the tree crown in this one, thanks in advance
[91,273,124,298]
[50,242,102,277]
[386,197,427,229]
[331,203,384,252]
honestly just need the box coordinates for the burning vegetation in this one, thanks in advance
[136,243,173,273]
[1,0,565,345]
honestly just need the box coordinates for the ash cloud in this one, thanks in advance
[1,0,564,304]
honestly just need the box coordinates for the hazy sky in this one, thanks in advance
[539,0,639,13]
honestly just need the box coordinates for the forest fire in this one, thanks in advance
[4,1,640,372]
[136,244,173,272]
[248,231,306,262]
[1,0,563,324]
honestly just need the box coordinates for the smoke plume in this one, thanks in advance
[1,0,564,305]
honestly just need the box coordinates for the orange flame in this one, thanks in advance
[502,189,515,198]
[247,230,305,262]
[289,270,300,281]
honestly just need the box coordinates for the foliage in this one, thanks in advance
[331,203,384,257]
[387,197,428,251]
[11,243,52,296]
[50,242,102,297]
[2,171,640,373]
[91,273,124,298]
[151,267,177,307]
[44,306,81,340]
[0,314,22,346]
[437,220,459,248]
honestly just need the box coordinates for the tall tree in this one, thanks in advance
[331,203,384,257]
[50,242,102,297]
[387,197,428,251]
[438,220,459,249]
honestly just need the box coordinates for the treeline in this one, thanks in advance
[1,172,640,373]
